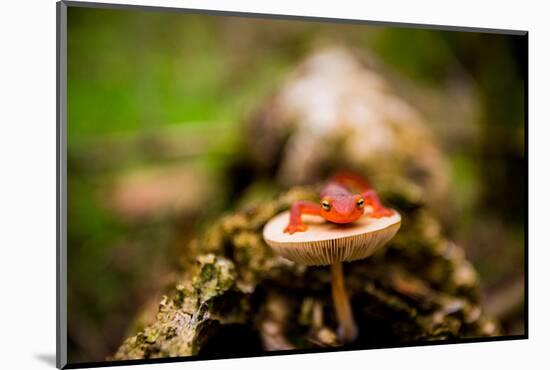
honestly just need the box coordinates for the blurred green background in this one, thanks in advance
[67,6,526,363]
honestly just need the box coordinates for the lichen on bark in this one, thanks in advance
[112,180,499,361]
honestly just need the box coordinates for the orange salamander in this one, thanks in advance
[284,171,394,234]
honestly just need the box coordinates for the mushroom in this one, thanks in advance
[262,209,401,343]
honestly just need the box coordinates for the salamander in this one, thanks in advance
[284,172,394,234]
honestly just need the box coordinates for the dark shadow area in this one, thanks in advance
[199,324,264,357]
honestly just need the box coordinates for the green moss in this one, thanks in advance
[113,183,499,359]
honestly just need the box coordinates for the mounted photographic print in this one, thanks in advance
[56,1,528,368]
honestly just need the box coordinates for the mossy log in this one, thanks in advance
[112,179,499,361]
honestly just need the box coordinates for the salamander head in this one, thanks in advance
[320,194,365,224]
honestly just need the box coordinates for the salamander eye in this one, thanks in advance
[321,199,331,211]
[356,198,365,208]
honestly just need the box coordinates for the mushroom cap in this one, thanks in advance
[263,210,401,266]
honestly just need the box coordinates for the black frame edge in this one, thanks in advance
[57,1,68,369]
[62,0,528,35]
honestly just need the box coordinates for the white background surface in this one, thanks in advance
[0,0,547,369]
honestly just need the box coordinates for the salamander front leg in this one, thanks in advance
[361,190,394,218]
[284,201,322,234]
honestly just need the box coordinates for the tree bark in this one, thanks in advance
[112,182,499,361]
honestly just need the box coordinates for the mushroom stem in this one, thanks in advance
[330,261,358,343]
